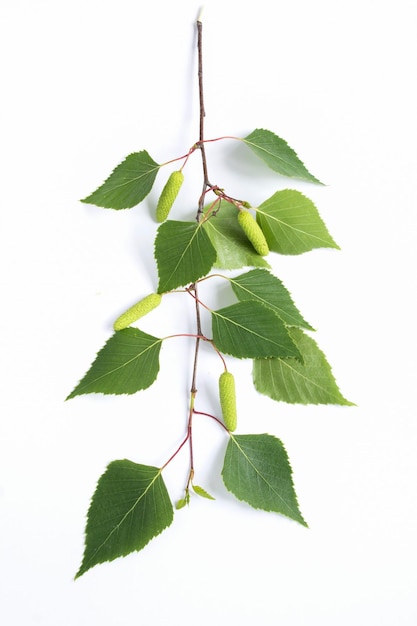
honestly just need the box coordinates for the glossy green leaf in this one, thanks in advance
[81,151,160,209]
[256,189,339,255]
[66,328,162,398]
[155,220,217,292]
[242,129,322,184]
[253,328,354,405]
[75,460,173,578]
[203,202,270,270]
[229,269,314,330]
[222,434,307,526]
[211,301,301,359]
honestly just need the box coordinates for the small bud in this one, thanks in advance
[113,293,162,331]
[156,170,184,222]
[237,210,269,256]
[219,371,237,432]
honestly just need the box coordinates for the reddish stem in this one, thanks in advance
[161,432,190,470]
[193,409,228,431]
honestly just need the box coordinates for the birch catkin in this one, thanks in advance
[113,293,162,331]
[219,371,237,431]
[237,210,269,256]
[156,170,184,222]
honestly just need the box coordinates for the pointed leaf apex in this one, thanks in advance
[192,484,216,500]
[81,151,160,209]
[242,128,323,184]
[75,460,173,578]
[222,434,308,526]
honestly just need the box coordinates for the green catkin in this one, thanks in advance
[237,209,269,256]
[219,371,237,432]
[113,293,162,331]
[156,170,184,222]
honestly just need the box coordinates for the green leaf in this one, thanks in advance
[81,151,160,209]
[211,301,301,359]
[192,485,215,500]
[253,327,354,405]
[75,460,173,578]
[203,202,270,270]
[175,498,188,510]
[256,189,339,255]
[242,129,322,184]
[222,434,307,526]
[229,269,314,330]
[66,328,162,398]
[155,220,217,292]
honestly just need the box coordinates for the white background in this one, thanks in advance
[1,0,416,624]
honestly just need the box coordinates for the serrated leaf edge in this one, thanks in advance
[66,331,163,399]
[75,464,172,578]
[223,434,308,527]
[241,128,323,185]
[228,268,315,331]
[81,150,160,209]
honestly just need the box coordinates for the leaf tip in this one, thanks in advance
[344,398,357,407]
[74,555,91,580]
[74,568,83,581]
[65,387,78,401]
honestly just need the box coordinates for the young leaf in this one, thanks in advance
[229,269,314,330]
[253,327,354,405]
[155,220,217,292]
[75,460,173,578]
[256,189,339,255]
[203,202,270,270]
[81,151,160,209]
[242,129,322,184]
[192,485,215,500]
[222,434,307,526]
[66,328,162,399]
[211,301,301,359]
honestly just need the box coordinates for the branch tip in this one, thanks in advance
[197,6,204,23]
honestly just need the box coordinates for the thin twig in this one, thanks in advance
[186,15,208,484]
[196,18,210,218]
